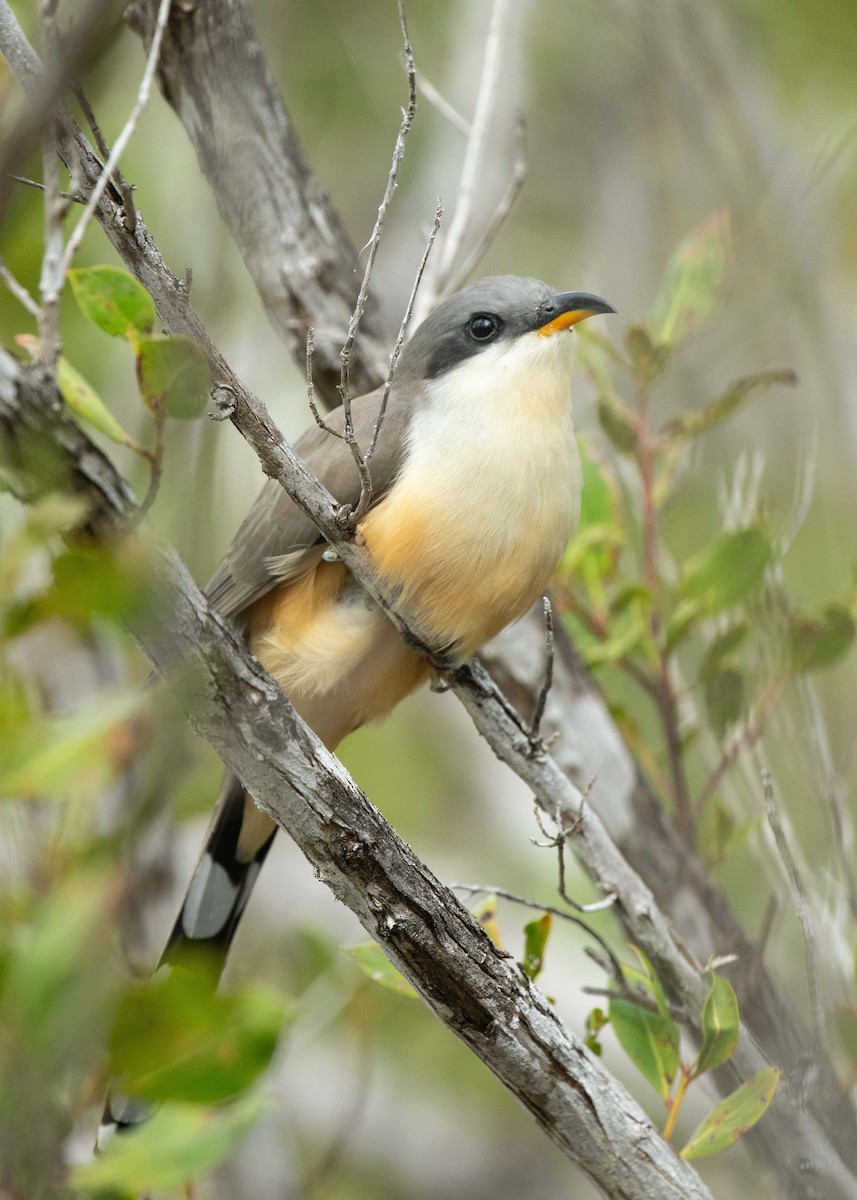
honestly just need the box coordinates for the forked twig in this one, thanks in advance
[336,0,416,526]
[55,0,172,282]
[362,199,443,470]
[72,82,137,233]
[444,109,527,296]
[451,882,627,995]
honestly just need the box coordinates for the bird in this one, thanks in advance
[99,274,615,1146]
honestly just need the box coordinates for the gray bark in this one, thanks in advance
[0,350,715,1200]
[120,2,857,1195]
[2,1,856,1194]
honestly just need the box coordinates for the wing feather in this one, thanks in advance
[206,386,414,619]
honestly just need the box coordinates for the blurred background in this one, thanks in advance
[1,1,856,1197]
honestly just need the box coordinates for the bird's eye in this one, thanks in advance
[467,313,501,342]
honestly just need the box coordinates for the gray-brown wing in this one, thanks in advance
[206,386,414,619]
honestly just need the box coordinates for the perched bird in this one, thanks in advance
[100,274,615,1145]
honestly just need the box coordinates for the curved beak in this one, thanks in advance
[536,291,617,337]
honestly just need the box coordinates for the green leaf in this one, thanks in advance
[627,946,670,1018]
[703,624,748,667]
[694,974,740,1076]
[15,338,145,453]
[68,265,156,339]
[597,392,639,455]
[702,663,745,737]
[583,616,648,667]
[57,356,148,452]
[520,912,551,981]
[625,323,672,385]
[648,210,731,345]
[109,965,288,1104]
[584,1007,608,1055]
[0,690,143,800]
[660,369,797,443]
[4,543,156,638]
[579,445,617,529]
[834,1007,857,1065]
[789,603,856,672]
[343,942,418,998]
[609,997,679,1099]
[680,1066,780,1160]
[680,528,771,616]
[472,893,503,947]
[1,870,118,1063]
[71,1094,268,1196]
[135,335,210,418]
[15,336,147,454]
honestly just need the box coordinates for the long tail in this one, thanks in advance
[97,773,276,1148]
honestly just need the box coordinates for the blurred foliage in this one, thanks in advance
[2,1,857,1198]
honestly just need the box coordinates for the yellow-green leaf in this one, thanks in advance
[681,1066,780,1160]
[72,1095,267,1196]
[694,974,740,1076]
[0,690,143,800]
[472,893,503,948]
[680,528,771,616]
[520,912,552,981]
[702,663,745,737]
[135,335,209,418]
[343,942,418,998]
[789,603,856,672]
[648,210,732,345]
[109,967,288,1104]
[15,335,146,454]
[68,265,156,339]
[660,368,797,443]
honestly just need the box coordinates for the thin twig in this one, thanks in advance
[444,109,527,296]
[761,770,823,1063]
[128,405,166,526]
[72,82,137,233]
[0,256,40,318]
[531,794,619,920]
[36,0,64,371]
[694,677,787,818]
[7,173,83,203]
[435,0,510,283]
[55,0,172,282]
[336,0,416,525]
[362,198,443,473]
[305,327,338,437]
[526,595,555,756]
[414,68,471,136]
[451,883,628,993]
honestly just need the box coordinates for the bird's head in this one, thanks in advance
[398,276,616,387]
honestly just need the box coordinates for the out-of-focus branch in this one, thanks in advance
[3,3,856,1192]
[0,352,716,1200]
[125,0,389,407]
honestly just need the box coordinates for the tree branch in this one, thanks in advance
[3,4,856,1193]
[0,351,715,1200]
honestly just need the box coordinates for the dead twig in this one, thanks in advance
[444,109,527,295]
[526,595,555,757]
[0,256,40,318]
[451,882,628,997]
[336,0,416,527]
[362,199,443,468]
[72,82,137,233]
[761,769,823,1064]
[55,0,172,281]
